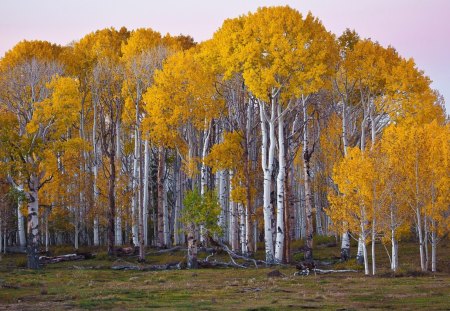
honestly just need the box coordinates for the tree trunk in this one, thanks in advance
[259,99,275,263]
[431,220,437,272]
[107,153,116,256]
[238,203,246,254]
[17,186,26,247]
[356,236,364,264]
[229,170,239,252]
[157,147,165,248]
[27,176,40,269]
[302,96,313,262]
[131,128,140,246]
[391,230,398,272]
[163,174,170,246]
[275,104,286,263]
[416,207,425,271]
[143,139,150,246]
[341,232,351,261]
[371,219,376,275]
[187,224,198,269]
[424,216,429,271]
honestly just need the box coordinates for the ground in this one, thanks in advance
[0,237,449,310]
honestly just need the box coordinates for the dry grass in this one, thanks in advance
[0,239,448,310]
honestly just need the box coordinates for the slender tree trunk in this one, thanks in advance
[275,104,286,263]
[143,139,150,246]
[431,220,437,272]
[238,203,247,254]
[17,186,26,247]
[391,231,398,272]
[229,170,239,252]
[424,216,429,270]
[157,147,165,248]
[115,214,122,246]
[259,99,275,263]
[163,174,170,246]
[107,153,116,256]
[302,96,314,261]
[218,170,227,237]
[131,128,140,246]
[371,218,376,275]
[92,101,100,246]
[27,175,40,269]
[74,207,79,250]
[416,208,425,271]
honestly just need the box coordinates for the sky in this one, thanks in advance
[1,0,449,112]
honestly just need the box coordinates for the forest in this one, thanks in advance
[0,5,448,283]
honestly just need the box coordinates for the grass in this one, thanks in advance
[0,238,449,310]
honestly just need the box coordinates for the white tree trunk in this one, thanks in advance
[391,230,398,272]
[238,202,247,254]
[341,232,351,261]
[371,219,376,275]
[259,99,275,263]
[218,170,227,235]
[431,220,437,272]
[27,176,40,269]
[92,100,100,246]
[229,170,239,252]
[131,127,140,246]
[424,216,429,270]
[302,95,314,261]
[416,207,425,271]
[17,185,26,247]
[143,139,150,246]
[199,124,210,244]
[275,104,286,263]
[163,174,170,246]
[362,232,369,275]
[356,236,364,264]
[115,215,122,246]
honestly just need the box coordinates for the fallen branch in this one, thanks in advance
[39,253,92,264]
[214,239,264,268]
[111,261,183,271]
[294,268,359,276]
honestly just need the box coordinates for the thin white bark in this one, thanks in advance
[17,185,26,247]
[259,98,275,263]
[115,215,122,246]
[131,128,140,246]
[431,220,437,272]
[275,103,286,263]
[143,139,150,246]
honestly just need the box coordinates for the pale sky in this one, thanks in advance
[1,0,449,112]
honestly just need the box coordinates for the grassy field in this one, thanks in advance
[0,237,449,310]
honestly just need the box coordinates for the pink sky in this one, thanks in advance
[1,0,449,112]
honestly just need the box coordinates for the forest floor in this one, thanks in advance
[0,237,449,310]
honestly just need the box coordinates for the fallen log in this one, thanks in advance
[111,261,184,271]
[39,253,91,264]
[294,268,359,276]
[212,238,266,268]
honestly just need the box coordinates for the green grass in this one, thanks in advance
[0,239,449,310]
